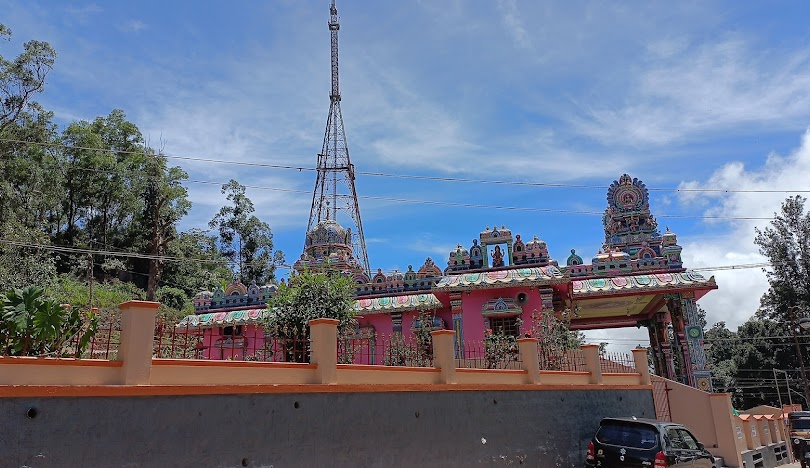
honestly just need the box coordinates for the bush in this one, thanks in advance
[0,286,97,356]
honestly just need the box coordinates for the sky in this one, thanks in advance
[4,0,810,350]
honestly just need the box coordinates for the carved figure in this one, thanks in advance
[491,245,505,267]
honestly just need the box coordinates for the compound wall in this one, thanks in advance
[1,386,654,467]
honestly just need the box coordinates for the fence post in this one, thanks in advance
[430,330,457,384]
[309,318,339,384]
[118,300,160,385]
[581,344,603,385]
[517,338,541,384]
[631,348,651,385]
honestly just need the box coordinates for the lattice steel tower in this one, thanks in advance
[306,0,370,275]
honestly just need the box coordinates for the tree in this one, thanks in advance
[160,228,231,297]
[704,321,737,394]
[754,195,810,407]
[264,270,355,362]
[57,110,147,253]
[209,180,284,284]
[139,153,190,300]
[265,270,356,334]
[755,195,810,323]
[0,24,56,132]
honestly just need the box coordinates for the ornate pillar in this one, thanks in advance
[666,294,690,385]
[680,292,713,392]
[482,245,489,268]
[649,310,675,380]
[450,293,463,359]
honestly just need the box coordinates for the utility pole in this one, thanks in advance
[87,253,94,309]
[774,368,785,410]
[793,331,810,408]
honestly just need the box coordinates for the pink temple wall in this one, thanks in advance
[459,287,545,342]
[193,285,557,362]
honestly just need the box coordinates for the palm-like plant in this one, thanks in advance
[0,286,97,357]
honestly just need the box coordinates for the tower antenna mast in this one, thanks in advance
[306,0,371,275]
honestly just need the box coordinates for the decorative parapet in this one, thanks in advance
[354,293,443,314]
[572,271,717,298]
[177,309,269,330]
[434,266,567,292]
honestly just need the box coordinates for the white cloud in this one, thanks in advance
[120,20,147,33]
[678,129,810,329]
[574,37,810,146]
[496,0,532,50]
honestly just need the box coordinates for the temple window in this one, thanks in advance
[488,316,520,337]
[222,325,243,336]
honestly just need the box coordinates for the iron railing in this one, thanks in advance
[600,351,637,373]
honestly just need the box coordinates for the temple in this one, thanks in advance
[178,173,717,390]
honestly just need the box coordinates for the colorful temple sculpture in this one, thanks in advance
[177,174,717,390]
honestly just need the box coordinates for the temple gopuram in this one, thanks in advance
[179,174,717,390]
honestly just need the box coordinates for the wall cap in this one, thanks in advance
[309,318,340,326]
[119,300,161,310]
[516,337,538,343]
[430,329,455,336]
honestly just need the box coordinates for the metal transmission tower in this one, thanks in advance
[306,0,371,275]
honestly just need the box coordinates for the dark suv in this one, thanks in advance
[584,418,715,467]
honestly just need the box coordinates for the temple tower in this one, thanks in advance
[306,0,370,276]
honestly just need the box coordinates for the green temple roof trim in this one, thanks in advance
[354,293,443,314]
[434,266,566,291]
[572,271,717,298]
[177,309,270,330]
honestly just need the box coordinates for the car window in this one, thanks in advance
[666,428,685,450]
[791,419,810,430]
[596,423,658,449]
[677,429,700,450]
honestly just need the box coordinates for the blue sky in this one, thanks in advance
[5,1,810,347]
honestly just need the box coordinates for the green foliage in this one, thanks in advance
[382,310,435,367]
[705,317,806,409]
[160,229,231,296]
[755,195,810,322]
[484,324,521,369]
[0,286,96,356]
[264,270,355,337]
[0,24,56,132]
[156,286,190,311]
[529,309,583,350]
[0,221,57,291]
[210,180,284,284]
[48,274,144,312]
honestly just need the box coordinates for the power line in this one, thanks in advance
[0,237,789,279]
[0,238,295,270]
[4,137,810,195]
[8,162,781,221]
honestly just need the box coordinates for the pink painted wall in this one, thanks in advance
[357,314,392,336]
[460,287,545,342]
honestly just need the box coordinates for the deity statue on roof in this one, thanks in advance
[491,245,505,267]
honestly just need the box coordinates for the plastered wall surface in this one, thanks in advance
[0,388,654,468]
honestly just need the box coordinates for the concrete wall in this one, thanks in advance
[1,387,655,468]
[653,375,745,467]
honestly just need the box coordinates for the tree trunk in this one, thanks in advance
[146,257,161,302]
